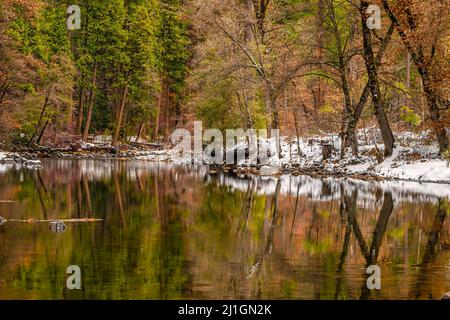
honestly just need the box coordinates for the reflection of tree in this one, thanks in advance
[82,175,92,217]
[136,169,144,191]
[154,171,190,299]
[113,171,126,227]
[337,190,357,272]
[34,170,48,219]
[359,191,394,300]
[422,199,448,264]
[348,192,394,266]
[237,178,256,236]
[368,192,394,264]
[248,179,282,278]
[267,179,282,254]
[334,187,394,300]
[154,174,160,221]
[290,179,303,237]
[335,189,357,299]
[76,179,83,218]
[0,162,197,299]
[409,198,448,299]
[2,161,449,299]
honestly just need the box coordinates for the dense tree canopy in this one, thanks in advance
[0,0,448,157]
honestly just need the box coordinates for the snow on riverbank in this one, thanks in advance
[314,130,450,184]
[0,152,42,170]
[372,147,450,183]
[219,128,450,184]
[1,128,449,184]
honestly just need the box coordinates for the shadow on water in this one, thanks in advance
[0,159,449,299]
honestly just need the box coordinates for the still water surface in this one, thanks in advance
[0,159,449,299]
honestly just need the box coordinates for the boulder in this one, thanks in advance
[49,221,67,233]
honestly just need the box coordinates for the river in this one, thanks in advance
[0,159,449,299]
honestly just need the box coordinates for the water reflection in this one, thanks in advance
[0,159,449,300]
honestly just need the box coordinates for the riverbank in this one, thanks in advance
[1,129,449,184]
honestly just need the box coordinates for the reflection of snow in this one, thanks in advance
[1,158,448,205]
[35,159,209,182]
[0,164,9,174]
[29,160,450,201]
[212,174,450,204]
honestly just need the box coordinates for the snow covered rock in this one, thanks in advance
[259,166,280,176]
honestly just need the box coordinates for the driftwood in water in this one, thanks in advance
[128,141,164,150]
[1,217,102,224]
[70,142,118,153]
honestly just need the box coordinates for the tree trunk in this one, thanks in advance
[266,87,281,156]
[293,101,302,156]
[345,84,370,155]
[327,0,353,158]
[360,1,395,157]
[27,86,52,146]
[244,0,255,43]
[82,61,98,141]
[163,79,170,141]
[67,86,74,134]
[381,0,449,153]
[136,122,144,142]
[271,97,279,131]
[263,79,279,131]
[339,65,353,158]
[36,118,49,145]
[419,67,449,153]
[272,108,281,157]
[75,77,85,136]
[336,42,352,158]
[406,51,411,89]
[112,86,129,147]
[261,80,282,156]
[237,71,253,129]
[153,83,162,142]
[311,0,326,118]
[344,23,394,155]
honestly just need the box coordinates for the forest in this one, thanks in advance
[0,0,449,162]
[1,0,450,302]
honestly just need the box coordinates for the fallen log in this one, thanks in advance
[2,217,102,224]
[128,141,165,149]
